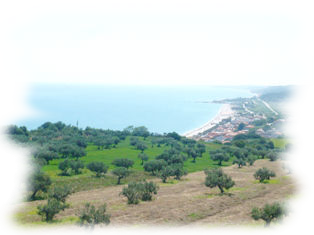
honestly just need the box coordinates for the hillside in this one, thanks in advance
[15,159,295,226]
[7,122,291,226]
[261,86,314,103]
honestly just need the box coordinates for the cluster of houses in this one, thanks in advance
[195,110,285,143]
[196,114,262,143]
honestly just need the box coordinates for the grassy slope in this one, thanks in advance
[40,136,230,192]
[271,138,287,148]
[17,159,295,226]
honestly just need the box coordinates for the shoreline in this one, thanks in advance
[182,104,235,138]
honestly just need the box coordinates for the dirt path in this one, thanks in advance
[16,159,296,226]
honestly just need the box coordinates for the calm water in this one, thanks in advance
[18,85,253,134]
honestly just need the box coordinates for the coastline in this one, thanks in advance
[183,104,234,138]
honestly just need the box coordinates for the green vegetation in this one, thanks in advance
[254,167,276,183]
[204,168,235,194]
[261,86,314,103]
[112,167,130,185]
[37,185,73,222]
[86,162,108,177]
[245,97,275,118]
[0,117,314,234]
[78,203,110,227]
[251,202,286,226]
[271,138,288,148]
[120,180,159,204]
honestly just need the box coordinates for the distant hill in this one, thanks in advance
[256,85,314,103]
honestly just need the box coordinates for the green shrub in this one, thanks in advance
[87,162,108,177]
[157,166,174,183]
[120,182,142,204]
[204,168,235,193]
[37,198,68,222]
[78,203,110,227]
[112,167,130,184]
[251,202,286,226]
[112,158,134,169]
[254,167,276,183]
[120,180,159,204]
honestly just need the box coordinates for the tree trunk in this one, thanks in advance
[218,185,224,194]
[265,220,271,227]
[30,190,38,200]
[117,177,121,185]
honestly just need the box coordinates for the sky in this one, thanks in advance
[0,0,313,87]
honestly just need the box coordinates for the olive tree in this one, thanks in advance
[37,198,68,222]
[34,150,59,165]
[120,182,142,204]
[247,155,257,166]
[48,185,73,203]
[210,151,230,166]
[267,151,278,161]
[251,202,286,226]
[78,203,110,227]
[138,153,149,165]
[254,167,276,183]
[233,158,246,168]
[87,162,109,177]
[204,168,235,194]
[120,180,159,204]
[196,143,206,157]
[171,164,188,180]
[144,159,167,175]
[136,142,148,153]
[112,167,130,184]
[29,170,52,201]
[112,158,134,169]
[140,180,159,201]
[58,159,84,176]
[157,166,174,183]
[37,185,73,222]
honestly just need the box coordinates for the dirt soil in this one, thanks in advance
[16,159,296,227]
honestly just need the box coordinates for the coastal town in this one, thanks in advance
[184,95,286,143]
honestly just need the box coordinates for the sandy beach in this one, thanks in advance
[183,104,234,138]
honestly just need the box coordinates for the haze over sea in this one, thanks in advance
[18,85,253,134]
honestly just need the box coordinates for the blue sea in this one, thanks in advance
[18,85,253,134]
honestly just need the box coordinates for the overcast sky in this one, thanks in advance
[1,0,313,86]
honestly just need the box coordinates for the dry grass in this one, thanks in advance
[14,159,296,227]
